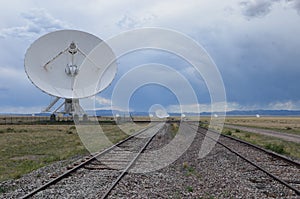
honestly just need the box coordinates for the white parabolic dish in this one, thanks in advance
[24,30,117,99]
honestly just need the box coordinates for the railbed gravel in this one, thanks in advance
[0,154,87,198]
[107,123,298,198]
[1,122,299,198]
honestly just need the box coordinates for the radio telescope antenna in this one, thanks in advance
[24,30,117,119]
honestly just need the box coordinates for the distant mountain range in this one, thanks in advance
[201,110,300,116]
[85,109,300,116]
[1,109,300,117]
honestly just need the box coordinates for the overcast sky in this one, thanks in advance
[0,0,300,113]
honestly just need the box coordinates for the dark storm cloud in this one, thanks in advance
[240,0,300,18]
[193,8,300,109]
[215,32,300,106]
[289,0,300,13]
[240,0,280,17]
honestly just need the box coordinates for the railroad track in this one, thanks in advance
[186,122,300,197]
[21,123,165,199]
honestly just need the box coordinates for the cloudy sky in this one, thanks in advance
[0,0,300,114]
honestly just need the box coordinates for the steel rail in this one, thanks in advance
[190,122,300,167]
[21,124,158,199]
[186,122,300,196]
[100,125,160,199]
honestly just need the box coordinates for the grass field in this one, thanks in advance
[0,123,148,182]
[224,116,300,135]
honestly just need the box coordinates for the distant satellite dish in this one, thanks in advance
[149,104,169,119]
[155,109,169,118]
[256,114,260,118]
[24,30,117,116]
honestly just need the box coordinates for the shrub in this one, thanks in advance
[0,186,7,194]
[235,129,240,133]
[6,127,14,132]
[265,143,287,154]
[187,166,195,173]
[182,162,188,169]
[186,186,193,192]
[69,126,76,130]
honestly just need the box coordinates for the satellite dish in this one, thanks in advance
[24,30,117,116]
[155,109,169,119]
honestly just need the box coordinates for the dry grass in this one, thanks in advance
[0,125,85,181]
[225,116,300,135]
[0,123,148,182]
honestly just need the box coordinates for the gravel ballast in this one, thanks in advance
[1,122,298,198]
